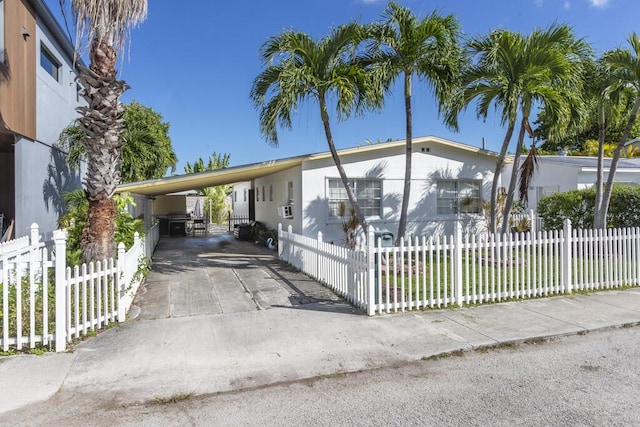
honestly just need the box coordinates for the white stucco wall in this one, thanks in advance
[301,141,496,244]
[231,181,252,218]
[253,166,302,233]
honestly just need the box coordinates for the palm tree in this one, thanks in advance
[250,24,383,232]
[368,2,461,241]
[596,33,640,228]
[446,25,589,234]
[66,0,147,263]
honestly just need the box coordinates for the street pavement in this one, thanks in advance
[1,231,640,416]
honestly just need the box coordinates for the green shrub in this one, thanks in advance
[538,185,640,230]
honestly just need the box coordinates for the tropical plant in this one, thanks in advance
[338,201,360,249]
[596,33,640,228]
[64,0,147,263]
[250,23,384,233]
[184,152,231,224]
[368,2,461,241]
[58,100,177,182]
[57,190,144,265]
[446,24,590,234]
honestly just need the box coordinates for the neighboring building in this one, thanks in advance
[0,0,83,239]
[119,136,501,244]
[503,156,640,213]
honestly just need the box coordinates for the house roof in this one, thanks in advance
[117,135,499,196]
[539,155,640,172]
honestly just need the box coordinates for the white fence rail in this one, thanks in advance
[278,220,640,316]
[1,223,158,352]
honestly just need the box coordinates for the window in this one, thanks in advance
[286,181,294,204]
[243,189,247,202]
[233,191,237,203]
[269,184,273,202]
[437,180,481,215]
[327,179,382,218]
[262,186,265,202]
[0,0,4,63]
[256,187,260,202]
[40,44,61,81]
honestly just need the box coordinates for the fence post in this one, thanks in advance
[563,218,573,294]
[117,242,126,322]
[53,229,67,353]
[277,223,283,259]
[454,221,463,307]
[29,223,39,246]
[529,209,536,236]
[287,225,293,264]
[317,231,323,280]
[367,225,375,316]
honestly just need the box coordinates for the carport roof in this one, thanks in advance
[117,135,499,196]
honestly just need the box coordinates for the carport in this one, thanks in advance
[117,156,353,318]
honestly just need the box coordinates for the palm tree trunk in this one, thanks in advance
[501,117,528,235]
[397,72,412,242]
[489,121,516,234]
[318,96,369,234]
[77,39,128,263]
[593,106,606,229]
[599,96,640,229]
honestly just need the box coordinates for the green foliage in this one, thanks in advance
[58,190,145,265]
[184,152,232,224]
[537,186,640,230]
[249,222,278,247]
[58,100,177,183]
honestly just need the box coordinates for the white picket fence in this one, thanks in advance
[278,220,640,316]
[0,223,156,352]
[278,224,369,309]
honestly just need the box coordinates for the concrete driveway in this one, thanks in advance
[132,229,355,320]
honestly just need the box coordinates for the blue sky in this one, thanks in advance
[45,0,639,173]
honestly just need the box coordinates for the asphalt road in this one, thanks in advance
[3,325,639,426]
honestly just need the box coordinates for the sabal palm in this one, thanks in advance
[68,0,147,262]
[597,33,640,228]
[251,24,383,232]
[369,2,460,240]
[447,25,588,234]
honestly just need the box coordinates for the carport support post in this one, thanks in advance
[53,229,67,353]
[367,226,375,316]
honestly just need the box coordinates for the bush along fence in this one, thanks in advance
[278,219,640,316]
[0,223,157,353]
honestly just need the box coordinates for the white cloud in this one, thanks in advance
[534,0,544,7]
[589,0,610,8]
[564,1,571,9]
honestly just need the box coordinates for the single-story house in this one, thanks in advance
[503,155,640,213]
[119,136,502,244]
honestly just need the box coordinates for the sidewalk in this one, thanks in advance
[2,288,640,415]
[3,234,640,415]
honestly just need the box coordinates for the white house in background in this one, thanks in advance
[231,136,499,244]
[118,136,501,244]
[0,0,84,239]
[503,155,640,213]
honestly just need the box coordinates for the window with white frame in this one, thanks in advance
[0,0,4,63]
[262,186,265,202]
[256,187,260,202]
[243,189,247,202]
[269,184,273,201]
[40,44,61,81]
[436,179,481,215]
[327,178,382,218]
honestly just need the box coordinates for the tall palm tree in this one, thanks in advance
[67,0,147,263]
[250,24,383,232]
[446,25,589,234]
[596,33,640,228]
[368,2,461,241]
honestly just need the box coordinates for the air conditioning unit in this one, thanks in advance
[278,205,293,219]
